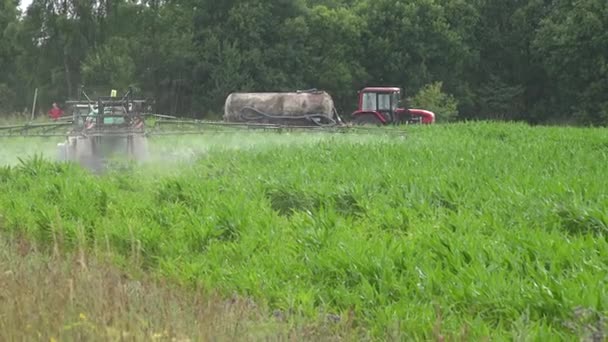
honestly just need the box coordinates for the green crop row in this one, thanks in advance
[0,122,607,340]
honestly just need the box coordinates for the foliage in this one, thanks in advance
[81,37,135,91]
[0,83,16,109]
[409,81,458,122]
[533,0,608,125]
[0,123,607,339]
[0,0,607,124]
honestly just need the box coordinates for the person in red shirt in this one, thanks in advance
[48,102,63,121]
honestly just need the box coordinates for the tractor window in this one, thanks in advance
[362,93,377,111]
[378,94,391,110]
[392,93,400,108]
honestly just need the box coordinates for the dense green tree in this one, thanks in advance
[0,0,606,125]
[534,0,608,125]
[0,0,20,110]
[11,0,100,111]
[468,0,550,121]
[409,81,458,122]
[81,37,135,91]
[191,0,308,113]
[293,5,367,112]
[356,0,476,108]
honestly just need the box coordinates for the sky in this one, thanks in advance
[19,0,32,12]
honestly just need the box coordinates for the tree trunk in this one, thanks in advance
[63,44,73,98]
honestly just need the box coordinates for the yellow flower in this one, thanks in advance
[79,313,87,321]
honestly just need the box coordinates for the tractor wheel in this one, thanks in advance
[75,137,101,171]
[352,114,383,126]
[129,135,149,162]
[56,142,68,162]
[409,116,423,125]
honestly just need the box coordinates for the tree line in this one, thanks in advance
[0,0,606,124]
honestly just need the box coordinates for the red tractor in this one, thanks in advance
[351,87,435,125]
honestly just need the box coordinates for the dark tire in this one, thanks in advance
[352,114,383,126]
[408,116,423,125]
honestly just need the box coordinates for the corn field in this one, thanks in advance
[0,122,607,340]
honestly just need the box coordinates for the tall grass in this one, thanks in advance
[0,122,607,340]
[0,234,355,341]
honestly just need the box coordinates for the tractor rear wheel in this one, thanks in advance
[129,135,149,162]
[352,114,383,126]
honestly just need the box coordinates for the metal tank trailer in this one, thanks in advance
[223,89,343,127]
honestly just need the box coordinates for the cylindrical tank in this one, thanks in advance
[223,91,338,126]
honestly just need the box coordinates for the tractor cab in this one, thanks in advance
[351,87,435,125]
[66,87,149,132]
[57,87,152,169]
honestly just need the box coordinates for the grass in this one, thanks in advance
[0,233,356,341]
[0,121,607,340]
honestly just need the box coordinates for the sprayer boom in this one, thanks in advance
[0,88,410,172]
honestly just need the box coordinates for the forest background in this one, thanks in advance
[0,0,606,125]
